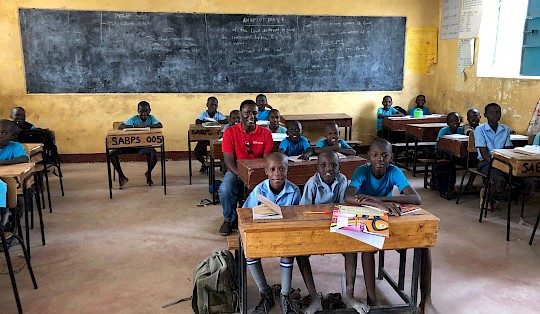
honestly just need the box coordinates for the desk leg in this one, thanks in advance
[188,134,192,185]
[106,145,113,199]
[210,157,217,205]
[412,139,419,177]
[506,170,512,242]
[404,135,410,168]
[410,249,421,314]
[24,188,31,259]
[239,235,247,314]
[161,142,167,195]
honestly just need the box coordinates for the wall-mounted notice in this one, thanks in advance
[457,38,475,73]
[405,28,438,74]
[459,0,483,38]
[441,0,461,40]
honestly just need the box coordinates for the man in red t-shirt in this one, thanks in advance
[219,100,273,236]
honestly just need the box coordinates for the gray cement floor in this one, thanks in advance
[0,161,539,313]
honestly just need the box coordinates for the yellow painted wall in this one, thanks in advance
[430,2,540,133]
[0,0,439,154]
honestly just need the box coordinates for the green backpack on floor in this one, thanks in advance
[192,250,239,314]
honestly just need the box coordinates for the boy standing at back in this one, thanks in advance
[195,96,228,174]
[279,121,311,159]
[408,95,431,116]
[242,152,301,314]
[343,139,432,313]
[0,120,29,225]
[112,101,163,189]
[376,96,404,137]
[297,150,348,314]
[256,94,273,121]
[463,108,481,136]
[313,122,356,156]
[11,107,36,130]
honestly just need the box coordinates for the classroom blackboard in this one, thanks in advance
[19,9,406,93]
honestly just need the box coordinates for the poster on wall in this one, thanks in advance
[440,0,461,40]
[457,38,475,73]
[405,27,438,74]
[459,0,483,38]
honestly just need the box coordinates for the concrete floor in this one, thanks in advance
[0,160,539,314]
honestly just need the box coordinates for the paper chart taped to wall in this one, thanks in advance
[457,38,475,73]
[405,27,438,74]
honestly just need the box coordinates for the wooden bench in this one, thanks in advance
[227,234,239,251]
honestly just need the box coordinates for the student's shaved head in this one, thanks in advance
[369,138,392,153]
[265,152,288,168]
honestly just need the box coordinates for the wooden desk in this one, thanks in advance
[438,134,530,159]
[237,156,366,190]
[486,149,540,241]
[281,113,353,140]
[105,129,166,199]
[382,115,447,142]
[187,124,223,185]
[404,123,447,176]
[237,204,439,313]
[23,143,44,163]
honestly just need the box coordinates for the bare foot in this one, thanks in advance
[419,299,438,314]
[302,295,323,314]
[119,176,129,189]
[145,171,153,186]
[342,295,369,314]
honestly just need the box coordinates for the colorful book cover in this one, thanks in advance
[329,205,389,249]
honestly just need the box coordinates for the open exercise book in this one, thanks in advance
[122,127,150,131]
[252,194,283,220]
[514,145,540,156]
[287,152,347,162]
[330,205,389,249]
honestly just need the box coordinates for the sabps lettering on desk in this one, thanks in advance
[522,161,540,174]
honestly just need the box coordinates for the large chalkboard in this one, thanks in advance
[19,9,406,93]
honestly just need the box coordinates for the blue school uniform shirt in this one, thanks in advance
[124,115,160,126]
[300,173,348,205]
[0,141,27,161]
[435,126,465,150]
[533,132,540,146]
[279,136,310,156]
[258,109,271,121]
[376,107,398,132]
[474,123,512,161]
[315,139,352,149]
[408,106,431,116]
[197,111,226,122]
[349,164,410,197]
[242,179,301,208]
[271,125,288,134]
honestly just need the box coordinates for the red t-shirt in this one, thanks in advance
[222,124,273,160]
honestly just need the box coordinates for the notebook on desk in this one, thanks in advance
[123,127,150,131]
[252,194,283,220]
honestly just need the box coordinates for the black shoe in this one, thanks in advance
[219,220,232,236]
[199,165,208,174]
[280,294,299,314]
[253,290,275,314]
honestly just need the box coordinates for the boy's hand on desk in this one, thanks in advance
[358,198,402,216]
[299,153,310,161]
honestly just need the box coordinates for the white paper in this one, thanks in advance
[271,133,287,142]
[330,228,386,249]
[514,146,540,156]
[440,0,461,40]
[510,134,529,141]
[457,38,475,73]
[443,134,469,139]
[459,0,483,38]
[204,117,217,122]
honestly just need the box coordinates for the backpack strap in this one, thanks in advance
[161,296,192,308]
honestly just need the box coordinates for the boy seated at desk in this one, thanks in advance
[11,107,36,130]
[278,120,311,160]
[376,95,404,137]
[312,122,356,156]
[435,112,464,153]
[195,96,227,174]
[256,94,273,121]
[242,152,301,314]
[0,120,29,226]
[408,95,431,117]
[343,139,433,313]
[220,109,240,136]
[463,108,481,136]
[267,109,287,134]
[112,101,163,189]
[297,150,348,314]
[475,103,535,208]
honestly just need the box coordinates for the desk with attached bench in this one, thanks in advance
[281,113,353,140]
[187,124,223,185]
[105,129,166,199]
[236,204,439,314]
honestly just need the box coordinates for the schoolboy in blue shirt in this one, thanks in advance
[342,139,432,313]
[534,132,540,146]
[242,152,301,314]
[408,94,431,116]
[297,151,347,314]
[113,101,163,189]
[11,107,36,130]
[219,109,240,137]
[313,122,356,156]
[267,109,287,134]
[376,95,404,137]
[256,94,273,121]
[0,120,29,225]
[195,96,228,174]
[279,120,311,159]
[435,112,465,152]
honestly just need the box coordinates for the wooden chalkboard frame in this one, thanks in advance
[20,9,406,93]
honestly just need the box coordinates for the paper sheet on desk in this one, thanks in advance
[442,134,468,139]
[514,145,540,156]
